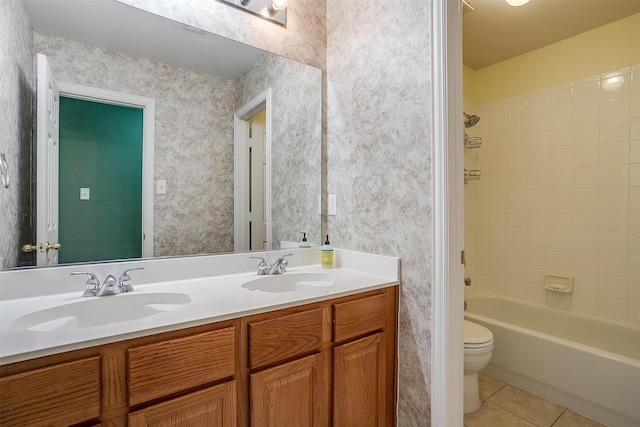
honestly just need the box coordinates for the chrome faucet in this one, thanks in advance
[250,254,292,275]
[71,267,144,297]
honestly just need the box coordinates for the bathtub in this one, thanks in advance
[464,293,640,427]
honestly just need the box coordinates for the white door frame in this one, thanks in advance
[234,88,272,252]
[431,0,464,426]
[57,82,155,258]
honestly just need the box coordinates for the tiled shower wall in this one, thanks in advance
[465,64,640,325]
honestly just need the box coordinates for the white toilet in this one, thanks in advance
[463,320,494,413]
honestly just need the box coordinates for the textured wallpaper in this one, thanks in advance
[237,53,323,248]
[34,33,237,257]
[0,0,34,269]
[326,1,433,425]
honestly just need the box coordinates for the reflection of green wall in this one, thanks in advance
[59,97,143,263]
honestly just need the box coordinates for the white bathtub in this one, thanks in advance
[464,294,640,427]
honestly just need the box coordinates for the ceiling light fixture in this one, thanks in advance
[505,0,530,6]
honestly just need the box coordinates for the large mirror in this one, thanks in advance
[1,0,322,270]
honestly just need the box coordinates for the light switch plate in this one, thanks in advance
[80,188,90,200]
[328,194,337,216]
[156,180,167,195]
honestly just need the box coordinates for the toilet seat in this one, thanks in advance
[464,320,493,349]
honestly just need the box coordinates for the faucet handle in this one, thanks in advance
[118,267,144,293]
[71,271,100,297]
[250,256,269,275]
[273,253,293,274]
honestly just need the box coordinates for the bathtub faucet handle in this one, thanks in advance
[464,277,472,286]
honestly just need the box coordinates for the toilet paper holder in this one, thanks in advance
[544,273,573,293]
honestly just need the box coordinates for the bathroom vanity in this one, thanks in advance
[0,249,399,426]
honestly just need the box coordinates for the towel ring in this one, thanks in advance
[0,153,8,189]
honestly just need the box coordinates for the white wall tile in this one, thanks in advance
[573,81,599,106]
[629,187,640,210]
[573,103,599,127]
[600,72,631,101]
[630,164,640,186]
[572,230,598,251]
[573,270,598,294]
[548,148,572,170]
[599,209,629,232]
[597,296,627,322]
[572,145,599,168]
[572,124,600,147]
[599,164,629,187]
[571,188,598,209]
[548,128,572,149]
[600,119,630,144]
[628,232,640,256]
[598,187,628,210]
[571,167,598,188]
[572,209,598,230]
[549,86,573,111]
[572,292,597,315]
[597,252,627,277]
[571,250,598,273]
[597,231,628,255]
[547,169,572,189]
[548,228,571,248]
[468,64,638,325]
[599,141,629,165]
[600,97,630,122]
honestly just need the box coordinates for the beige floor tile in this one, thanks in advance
[464,402,537,427]
[552,410,607,427]
[478,372,506,400]
[488,385,565,427]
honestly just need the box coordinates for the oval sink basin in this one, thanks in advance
[12,292,191,332]
[242,273,336,293]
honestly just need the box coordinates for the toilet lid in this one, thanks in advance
[464,320,493,346]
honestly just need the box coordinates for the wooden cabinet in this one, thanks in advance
[251,353,329,427]
[334,333,386,426]
[0,286,398,427]
[129,381,237,427]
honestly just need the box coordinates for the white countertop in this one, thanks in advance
[0,249,400,365]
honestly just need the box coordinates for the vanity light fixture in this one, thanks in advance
[262,0,286,18]
[216,0,287,26]
[505,0,530,6]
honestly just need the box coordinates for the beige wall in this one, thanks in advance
[465,13,640,105]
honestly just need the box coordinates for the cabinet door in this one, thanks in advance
[128,381,236,427]
[334,333,386,427]
[250,352,328,427]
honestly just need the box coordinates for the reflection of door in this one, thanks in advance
[36,54,60,266]
[34,54,155,265]
[250,121,267,250]
[58,97,143,263]
[233,88,272,252]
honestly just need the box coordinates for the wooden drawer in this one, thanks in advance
[249,308,323,369]
[0,356,101,426]
[333,293,387,342]
[128,326,235,406]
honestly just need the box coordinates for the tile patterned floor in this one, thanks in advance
[463,373,607,427]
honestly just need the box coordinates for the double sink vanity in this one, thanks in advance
[0,248,400,426]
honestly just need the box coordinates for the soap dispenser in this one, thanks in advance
[321,235,333,268]
[299,232,310,248]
